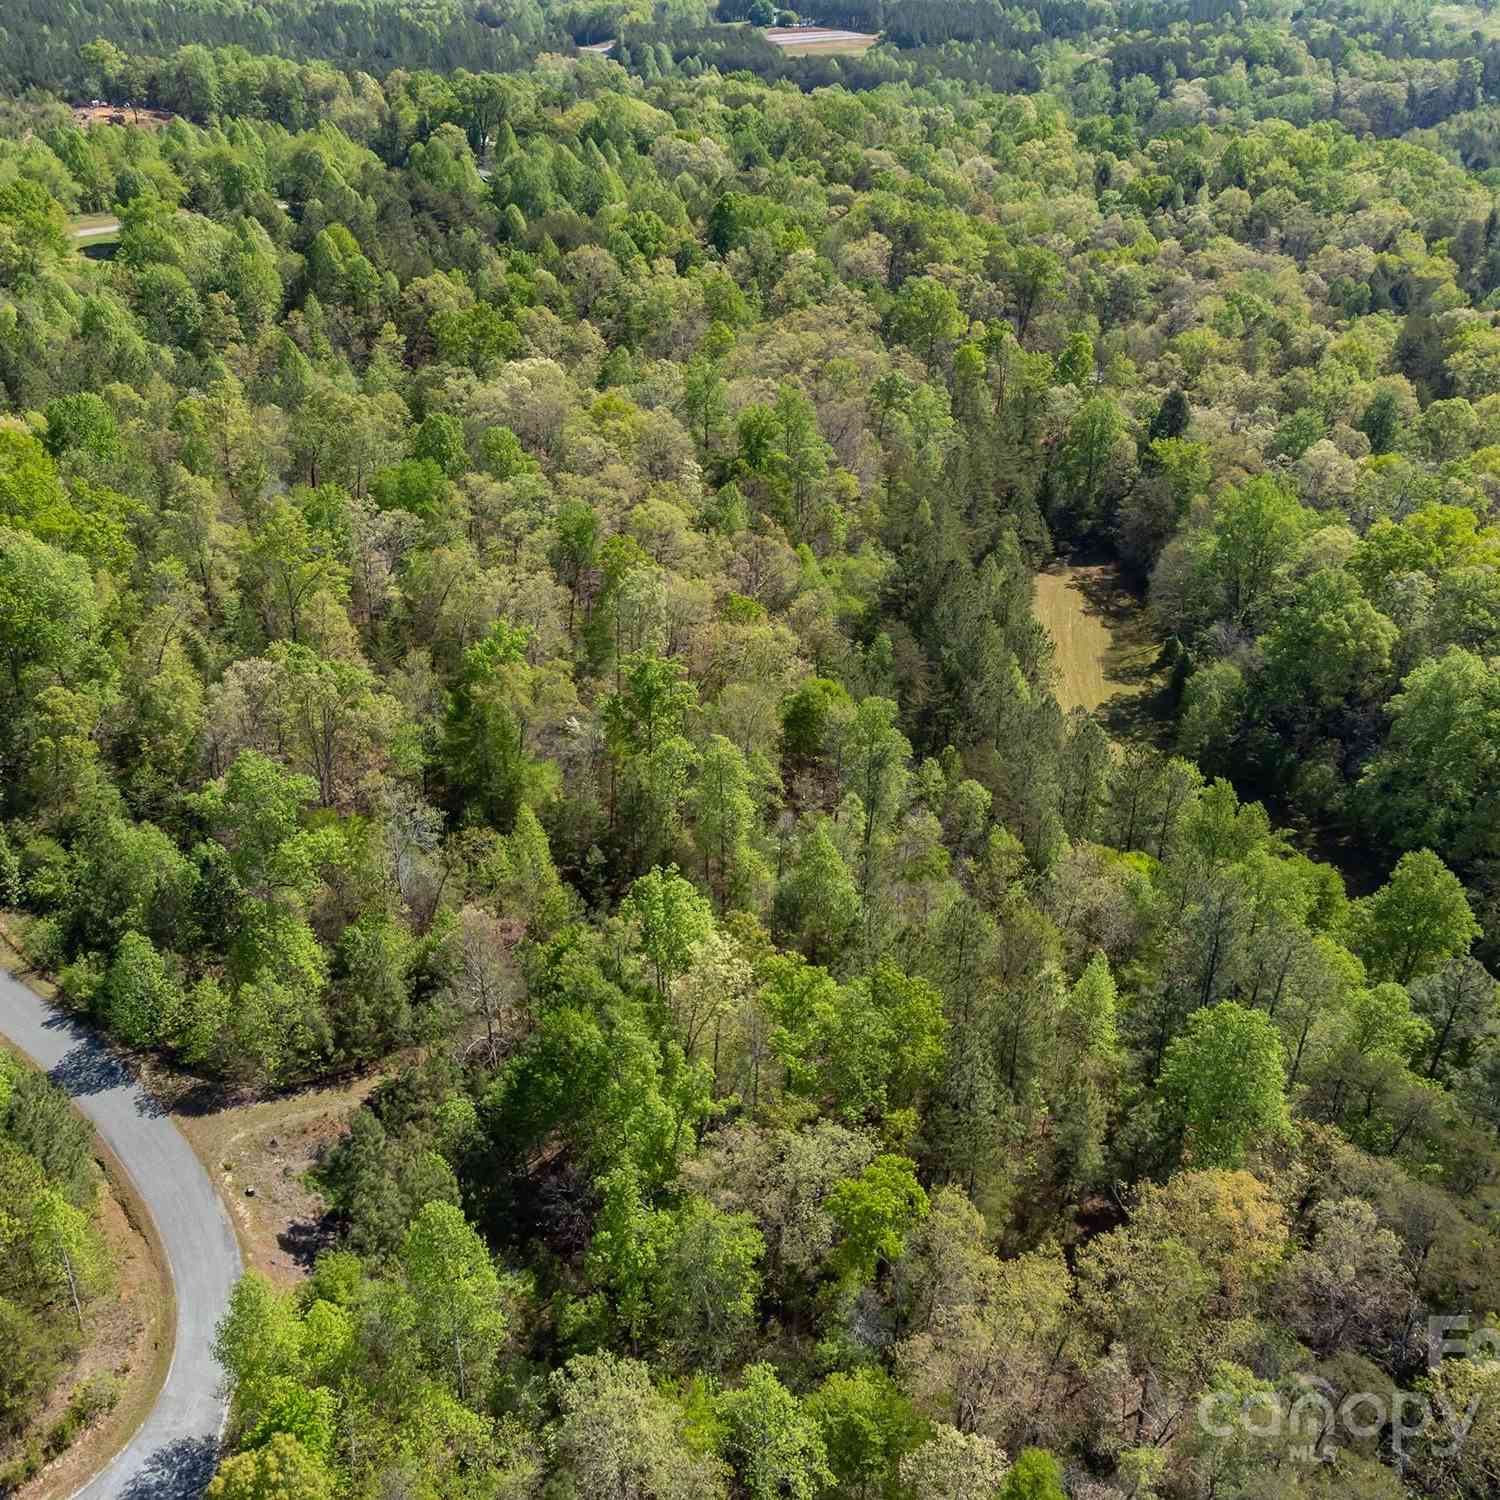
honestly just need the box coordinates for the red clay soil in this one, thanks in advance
[70,105,173,130]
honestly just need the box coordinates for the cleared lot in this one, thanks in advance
[764,26,878,52]
[1033,563,1169,740]
[578,26,878,56]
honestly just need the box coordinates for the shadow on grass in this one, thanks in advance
[1053,558,1177,746]
[278,1210,343,1271]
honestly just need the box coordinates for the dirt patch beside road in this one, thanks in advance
[174,1079,380,1287]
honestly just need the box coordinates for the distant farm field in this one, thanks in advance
[69,213,120,240]
[764,26,878,54]
[577,26,878,57]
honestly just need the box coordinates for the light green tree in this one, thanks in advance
[205,1432,335,1500]
[1350,848,1480,984]
[28,1188,111,1331]
[1000,1448,1066,1500]
[1158,1001,1289,1169]
[549,1353,729,1499]
[623,865,714,1004]
[718,1363,832,1500]
[776,822,861,967]
[400,1201,505,1401]
[827,1154,929,1289]
[691,735,764,912]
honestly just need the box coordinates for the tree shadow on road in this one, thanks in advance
[117,1436,220,1500]
[42,1012,171,1118]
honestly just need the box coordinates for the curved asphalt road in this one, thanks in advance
[0,966,240,1500]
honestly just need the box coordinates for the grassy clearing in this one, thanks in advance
[764,27,878,54]
[1033,563,1171,740]
[775,35,878,55]
[1431,4,1500,40]
[68,214,120,238]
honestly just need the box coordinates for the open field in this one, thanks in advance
[578,26,878,57]
[1431,5,1500,40]
[1033,562,1170,739]
[69,214,120,242]
[764,26,878,53]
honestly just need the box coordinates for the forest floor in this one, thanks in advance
[0,949,173,1500]
[1034,561,1172,741]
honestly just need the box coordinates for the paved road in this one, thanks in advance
[0,967,240,1500]
[69,198,292,240]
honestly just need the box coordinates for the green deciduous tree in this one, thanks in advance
[999,1449,1066,1500]
[1350,849,1481,984]
[549,1352,728,1499]
[1357,651,1500,862]
[826,1153,928,1289]
[400,1201,505,1401]
[205,1433,336,1500]
[623,865,714,1004]
[718,1363,831,1500]
[1158,1001,1289,1169]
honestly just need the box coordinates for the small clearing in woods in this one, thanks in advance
[173,1078,381,1287]
[764,27,878,54]
[1034,562,1168,737]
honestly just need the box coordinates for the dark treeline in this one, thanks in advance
[0,0,556,98]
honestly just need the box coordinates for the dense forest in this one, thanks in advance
[2,0,1500,1496]
[0,1053,114,1485]
[26,0,1500,158]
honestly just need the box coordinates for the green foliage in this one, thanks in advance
[1000,1448,1066,1500]
[400,1200,506,1400]
[717,1363,831,1500]
[1159,1002,1290,1169]
[1350,849,1481,985]
[622,864,713,1002]
[826,1153,928,1287]
[205,1433,336,1500]
[0,26,1498,1500]
[0,1058,109,1448]
[807,1367,930,1497]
